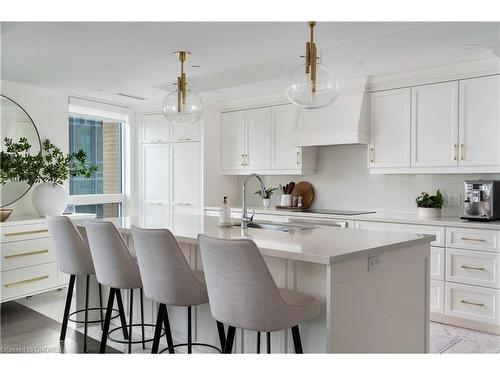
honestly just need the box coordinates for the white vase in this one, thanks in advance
[32,182,69,217]
[418,207,442,218]
[263,198,271,208]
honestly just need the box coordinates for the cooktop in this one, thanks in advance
[289,209,376,215]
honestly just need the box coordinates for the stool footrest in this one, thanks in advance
[67,307,120,324]
[107,323,160,345]
[159,342,222,354]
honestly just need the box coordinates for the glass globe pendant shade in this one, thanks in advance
[162,88,204,125]
[285,62,339,109]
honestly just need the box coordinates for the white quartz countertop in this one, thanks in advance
[74,214,434,265]
[0,213,95,227]
[205,206,500,230]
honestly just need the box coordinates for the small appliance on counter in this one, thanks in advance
[461,180,500,221]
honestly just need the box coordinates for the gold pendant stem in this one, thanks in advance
[176,51,188,113]
[306,21,317,94]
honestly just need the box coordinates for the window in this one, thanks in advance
[68,99,128,218]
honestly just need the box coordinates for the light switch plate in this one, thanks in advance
[447,194,462,208]
[368,255,381,272]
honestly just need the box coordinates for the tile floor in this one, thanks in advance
[15,288,500,354]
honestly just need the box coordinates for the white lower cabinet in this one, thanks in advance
[445,282,500,325]
[446,248,500,289]
[430,280,445,314]
[430,247,445,281]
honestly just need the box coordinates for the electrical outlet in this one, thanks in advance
[368,255,381,272]
[447,194,462,208]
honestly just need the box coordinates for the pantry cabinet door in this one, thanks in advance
[369,88,411,168]
[459,75,500,166]
[272,104,301,170]
[221,111,246,171]
[411,82,459,167]
[141,114,170,143]
[246,107,272,170]
[142,143,169,214]
[170,142,200,214]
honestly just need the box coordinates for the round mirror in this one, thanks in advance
[1,95,41,207]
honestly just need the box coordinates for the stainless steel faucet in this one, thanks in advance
[241,173,266,229]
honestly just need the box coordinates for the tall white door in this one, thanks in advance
[170,142,200,214]
[369,88,411,168]
[272,104,301,170]
[141,114,170,143]
[411,81,459,167]
[459,75,500,166]
[221,111,246,171]
[142,143,170,216]
[246,107,272,169]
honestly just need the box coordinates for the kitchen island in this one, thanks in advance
[74,214,434,353]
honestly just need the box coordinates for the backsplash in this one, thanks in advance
[236,144,500,217]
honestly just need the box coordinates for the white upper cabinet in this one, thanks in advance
[170,122,200,142]
[221,111,246,171]
[170,142,200,214]
[142,143,170,218]
[141,114,170,143]
[459,75,500,166]
[369,88,411,168]
[245,107,272,170]
[411,82,458,167]
[272,104,301,169]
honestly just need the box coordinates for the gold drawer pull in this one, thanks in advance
[461,237,486,242]
[4,249,49,259]
[4,275,49,288]
[461,265,485,271]
[460,299,484,307]
[4,229,49,237]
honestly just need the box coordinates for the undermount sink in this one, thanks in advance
[232,221,317,232]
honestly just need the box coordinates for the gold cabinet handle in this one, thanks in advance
[176,203,192,206]
[240,154,245,166]
[461,237,486,242]
[177,138,191,141]
[4,229,49,237]
[245,154,249,166]
[4,275,49,288]
[296,151,300,166]
[369,146,374,163]
[461,265,486,271]
[460,299,484,307]
[460,144,464,161]
[4,249,49,259]
[453,144,458,161]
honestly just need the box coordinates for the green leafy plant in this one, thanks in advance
[254,187,278,199]
[415,190,444,209]
[0,137,97,186]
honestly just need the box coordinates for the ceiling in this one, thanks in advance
[1,22,499,105]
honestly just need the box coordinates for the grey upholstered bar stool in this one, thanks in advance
[131,226,225,354]
[47,216,128,353]
[85,220,153,353]
[198,235,321,354]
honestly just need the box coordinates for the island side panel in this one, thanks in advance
[330,243,430,353]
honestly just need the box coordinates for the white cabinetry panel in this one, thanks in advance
[430,247,445,281]
[245,107,272,170]
[221,111,245,171]
[446,227,500,252]
[272,104,301,170]
[411,82,458,167]
[446,248,500,289]
[430,280,445,314]
[171,142,200,214]
[141,114,170,143]
[142,143,170,203]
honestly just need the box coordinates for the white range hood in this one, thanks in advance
[291,77,369,147]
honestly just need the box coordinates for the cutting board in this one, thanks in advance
[291,181,314,209]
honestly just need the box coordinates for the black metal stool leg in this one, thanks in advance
[187,306,192,354]
[267,332,271,354]
[140,289,145,350]
[291,325,303,354]
[151,304,165,354]
[128,289,134,354]
[216,321,226,351]
[98,283,104,330]
[256,331,261,353]
[115,289,129,340]
[100,288,116,353]
[163,306,175,354]
[83,275,90,353]
[224,326,236,354]
[60,275,76,342]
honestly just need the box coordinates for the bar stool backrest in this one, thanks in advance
[85,220,142,289]
[131,226,207,306]
[47,216,94,276]
[198,235,288,332]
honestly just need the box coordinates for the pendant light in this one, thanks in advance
[285,22,339,109]
[162,51,204,125]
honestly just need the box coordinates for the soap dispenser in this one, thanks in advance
[218,196,232,226]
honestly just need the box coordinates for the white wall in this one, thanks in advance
[1,80,69,216]
[237,144,500,216]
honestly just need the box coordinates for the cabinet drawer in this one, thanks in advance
[0,223,49,243]
[445,282,500,325]
[354,221,444,246]
[446,227,499,252]
[430,247,445,281]
[1,263,58,301]
[1,237,54,272]
[446,248,499,289]
[430,280,445,314]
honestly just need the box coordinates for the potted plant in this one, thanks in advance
[254,187,278,209]
[1,137,97,217]
[415,190,444,218]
